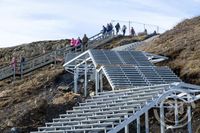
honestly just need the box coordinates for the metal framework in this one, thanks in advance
[102,65,181,90]
[27,49,200,132]
[31,82,200,133]
[111,35,159,52]
[63,49,180,94]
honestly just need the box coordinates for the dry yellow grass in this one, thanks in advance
[137,16,200,85]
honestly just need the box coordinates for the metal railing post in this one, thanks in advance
[187,95,192,133]
[157,26,159,33]
[13,67,16,82]
[20,63,23,79]
[137,117,140,133]
[145,111,149,133]
[125,115,129,133]
[160,102,165,133]
[175,99,179,126]
[74,67,78,93]
[95,70,99,95]
[99,71,103,92]
[54,51,57,64]
[129,21,131,35]
[84,62,87,97]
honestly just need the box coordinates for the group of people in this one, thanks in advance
[70,23,152,51]
[101,22,136,36]
[10,55,25,76]
[102,23,114,36]
[70,34,89,50]
[101,22,155,37]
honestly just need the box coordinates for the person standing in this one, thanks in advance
[70,38,76,47]
[102,25,107,35]
[115,23,120,35]
[11,55,17,81]
[20,55,25,79]
[82,34,89,51]
[109,23,113,35]
[130,27,135,36]
[122,25,127,36]
[106,23,111,35]
[144,29,148,35]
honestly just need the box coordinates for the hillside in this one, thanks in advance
[1,16,200,132]
[137,16,200,85]
[0,39,69,67]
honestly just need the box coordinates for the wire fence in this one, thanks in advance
[111,19,167,35]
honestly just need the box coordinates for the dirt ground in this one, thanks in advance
[0,64,84,133]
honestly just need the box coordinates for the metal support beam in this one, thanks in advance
[125,115,129,133]
[137,117,140,133]
[99,71,103,92]
[20,63,24,79]
[13,67,16,82]
[160,103,165,133]
[74,68,78,93]
[187,103,192,133]
[174,99,178,126]
[145,112,149,133]
[84,62,88,97]
[95,70,99,95]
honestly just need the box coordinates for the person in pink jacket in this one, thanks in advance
[74,37,82,47]
[70,38,76,47]
[11,56,17,70]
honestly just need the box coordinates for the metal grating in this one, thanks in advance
[128,51,153,66]
[103,66,148,89]
[137,66,166,85]
[103,66,181,89]
[89,50,153,66]
[31,85,169,133]
[154,67,182,83]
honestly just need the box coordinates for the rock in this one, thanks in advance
[34,98,48,109]
[10,127,19,133]
[57,86,70,91]
[52,97,66,105]
[6,120,14,127]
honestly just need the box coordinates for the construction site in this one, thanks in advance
[1,16,200,133]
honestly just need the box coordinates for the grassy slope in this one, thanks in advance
[137,16,200,85]
[0,39,69,67]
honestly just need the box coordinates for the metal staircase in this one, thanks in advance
[31,82,200,133]
[112,35,159,51]
[30,47,200,133]
[31,84,169,133]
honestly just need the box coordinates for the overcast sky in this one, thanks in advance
[0,0,200,48]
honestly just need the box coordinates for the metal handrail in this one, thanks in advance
[0,31,115,81]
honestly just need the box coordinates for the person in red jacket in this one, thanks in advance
[11,56,17,70]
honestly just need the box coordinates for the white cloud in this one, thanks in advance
[0,0,199,47]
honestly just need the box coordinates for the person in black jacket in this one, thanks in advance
[82,34,89,50]
[122,25,127,36]
[20,55,25,78]
[102,25,107,35]
[115,23,120,35]
[130,27,135,36]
